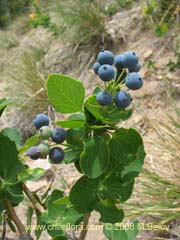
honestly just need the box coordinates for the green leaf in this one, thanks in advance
[80,134,110,178]
[0,98,13,116]
[64,149,81,164]
[69,176,99,213]
[6,182,24,205]
[84,95,110,122]
[47,74,85,113]
[26,207,34,234]
[66,128,84,148]
[54,196,71,206]
[103,224,128,240]
[110,128,145,172]
[53,237,67,240]
[103,175,134,202]
[56,113,85,128]
[1,128,21,148]
[126,220,139,240]
[18,168,45,182]
[103,220,139,240]
[0,134,24,181]
[47,190,83,226]
[47,190,64,219]
[19,135,39,154]
[121,145,146,180]
[106,107,132,125]
[94,202,124,223]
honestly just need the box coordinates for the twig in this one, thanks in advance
[1,210,7,240]
[23,184,45,214]
[79,213,91,240]
[3,199,33,240]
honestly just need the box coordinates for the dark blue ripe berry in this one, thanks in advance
[96,91,112,106]
[97,50,114,65]
[114,54,124,70]
[33,113,49,130]
[122,51,139,68]
[98,64,115,82]
[27,146,40,160]
[51,128,66,144]
[49,147,65,164]
[125,72,143,90]
[129,63,141,73]
[93,62,101,75]
[115,90,131,108]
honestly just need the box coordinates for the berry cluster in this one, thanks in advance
[93,50,143,108]
[27,113,66,164]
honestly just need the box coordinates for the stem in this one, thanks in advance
[1,210,7,240]
[79,213,91,240]
[3,199,33,240]
[23,184,45,214]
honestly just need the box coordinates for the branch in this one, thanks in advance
[79,213,91,240]
[3,199,33,240]
[23,184,45,214]
[1,210,7,240]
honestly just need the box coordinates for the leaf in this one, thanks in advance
[94,202,124,223]
[19,135,39,154]
[109,128,145,172]
[126,220,139,240]
[69,175,99,213]
[18,168,45,182]
[54,196,71,206]
[6,182,24,205]
[0,98,13,116]
[121,145,146,180]
[103,175,134,202]
[80,134,110,178]
[84,95,110,122]
[66,128,84,148]
[1,128,21,148]
[26,207,34,234]
[0,134,24,181]
[56,113,85,128]
[47,190,83,226]
[103,224,128,240]
[47,74,85,113]
[103,220,139,240]
[64,149,81,164]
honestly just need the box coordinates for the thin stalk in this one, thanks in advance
[3,199,33,240]
[79,213,91,240]
[23,184,45,214]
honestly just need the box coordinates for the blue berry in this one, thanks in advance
[96,91,112,106]
[114,55,124,70]
[38,126,52,140]
[115,90,131,108]
[33,113,49,130]
[125,72,143,90]
[98,64,115,82]
[27,146,40,160]
[129,63,141,73]
[51,128,66,144]
[93,62,101,75]
[97,50,114,65]
[122,51,139,68]
[49,147,65,164]
[37,143,50,158]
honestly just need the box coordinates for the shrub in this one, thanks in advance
[0,0,30,28]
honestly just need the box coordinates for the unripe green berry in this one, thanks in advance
[37,143,50,158]
[38,126,52,140]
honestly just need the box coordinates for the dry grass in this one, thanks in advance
[3,46,49,140]
[123,98,180,230]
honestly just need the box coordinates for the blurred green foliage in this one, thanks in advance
[0,0,30,28]
[144,0,179,36]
